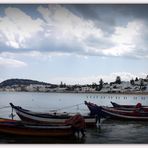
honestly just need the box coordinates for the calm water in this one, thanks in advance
[0,92,148,144]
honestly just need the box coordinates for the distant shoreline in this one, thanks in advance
[0,91,148,95]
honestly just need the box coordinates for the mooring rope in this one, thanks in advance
[49,103,84,112]
[0,106,10,110]
[0,103,85,113]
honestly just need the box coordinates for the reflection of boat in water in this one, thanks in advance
[10,103,97,127]
[0,118,74,137]
[85,101,148,121]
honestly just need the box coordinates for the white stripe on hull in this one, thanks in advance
[16,109,66,123]
[15,109,96,124]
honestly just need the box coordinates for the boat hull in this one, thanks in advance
[101,107,148,120]
[0,120,73,137]
[10,103,96,127]
[111,101,148,112]
[85,101,148,121]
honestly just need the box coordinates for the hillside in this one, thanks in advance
[0,79,51,87]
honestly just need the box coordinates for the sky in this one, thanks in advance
[0,4,148,85]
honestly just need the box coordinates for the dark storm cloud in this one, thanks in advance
[0,4,148,59]
[65,4,148,21]
[65,4,148,34]
[64,4,117,34]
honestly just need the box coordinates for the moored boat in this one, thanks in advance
[100,106,148,120]
[84,101,102,116]
[10,103,97,127]
[0,118,74,137]
[85,101,148,121]
[111,101,135,108]
[111,101,148,112]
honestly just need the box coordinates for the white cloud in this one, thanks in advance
[0,5,148,60]
[48,72,148,85]
[103,20,144,57]
[112,21,143,45]
[37,5,104,44]
[37,5,148,59]
[107,72,147,82]
[47,75,99,85]
[102,44,135,56]
[0,57,27,68]
[0,7,44,49]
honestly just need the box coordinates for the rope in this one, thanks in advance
[0,106,10,110]
[0,103,85,113]
[49,103,84,112]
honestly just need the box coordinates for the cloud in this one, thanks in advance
[0,7,43,49]
[46,72,148,85]
[63,5,148,59]
[24,5,148,59]
[102,20,147,57]
[0,5,148,60]
[37,5,105,53]
[0,57,27,68]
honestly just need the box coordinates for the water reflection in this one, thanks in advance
[0,119,148,144]
[0,134,86,144]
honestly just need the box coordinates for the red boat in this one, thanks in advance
[101,106,148,120]
[0,118,74,137]
[85,101,148,121]
[111,101,148,112]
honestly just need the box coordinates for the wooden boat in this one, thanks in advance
[0,118,74,137]
[100,106,148,120]
[84,101,102,116]
[10,103,96,127]
[111,101,148,112]
[85,101,148,121]
[0,117,17,123]
[111,101,135,108]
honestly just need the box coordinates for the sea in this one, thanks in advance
[0,91,148,144]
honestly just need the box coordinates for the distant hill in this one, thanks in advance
[0,79,53,88]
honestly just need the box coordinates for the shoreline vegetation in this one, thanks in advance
[0,77,148,94]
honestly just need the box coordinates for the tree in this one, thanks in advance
[145,75,148,82]
[60,81,64,88]
[96,78,104,91]
[115,76,121,84]
[140,79,144,90]
[130,79,135,85]
[135,77,139,81]
[92,83,97,89]
[63,83,66,87]
[99,78,103,89]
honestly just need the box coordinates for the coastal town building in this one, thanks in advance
[0,77,148,93]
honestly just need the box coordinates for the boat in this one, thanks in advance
[84,101,102,116]
[0,117,17,123]
[84,101,148,121]
[111,101,135,108]
[111,101,148,112]
[0,118,74,137]
[99,106,148,120]
[10,103,97,127]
